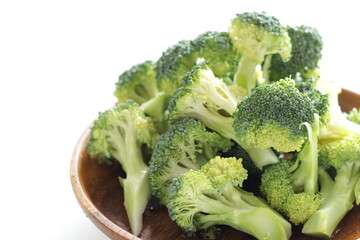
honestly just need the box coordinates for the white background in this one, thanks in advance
[1,0,360,239]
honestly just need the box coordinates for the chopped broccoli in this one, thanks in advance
[168,157,292,239]
[233,78,316,153]
[114,61,158,104]
[156,31,241,95]
[87,100,159,236]
[346,108,360,124]
[167,63,279,169]
[149,118,233,205]
[260,160,322,225]
[265,25,323,83]
[302,133,360,238]
[228,12,292,94]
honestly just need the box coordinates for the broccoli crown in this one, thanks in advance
[346,108,360,124]
[149,118,233,205]
[87,100,158,163]
[318,133,360,169]
[228,11,291,63]
[260,160,322,225]
[268,25,323,82]
[114,61,158,104]
[190,31,241,84]
[168,159,292,239]
[233,78,315,152]
[156,32,241,94]
[200,156,248,188]
[156,40,193,94]
[167,63,237,139]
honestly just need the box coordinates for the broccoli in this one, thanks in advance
[87,100,159,236]
[228,11,292,94]
[264,25,323,83]
[346,107,360,124]
[260,160,322,226]
[113,60,169,132]
[149,117,233,205]
[167,63,279,169]
[302,133,360,238]
[168,156,292,239]
[114,61,158,104]
[233,78,317,153]
[156,31,241,95]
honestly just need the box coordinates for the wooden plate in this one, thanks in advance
[70,89,360,240]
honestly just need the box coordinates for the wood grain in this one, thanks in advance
[70,89,360,240]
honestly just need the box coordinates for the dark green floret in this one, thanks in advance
[87,100,159,236]
[228,12,292,94]
[168,157,292,239]
[149,117,233,205]
[156,31,241,95]
[114,61,158,104]
[303,133,360,238]
[266,25,323,83]
[233,78,315,152]
[167,63,279,169]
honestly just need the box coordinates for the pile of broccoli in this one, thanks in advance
[86,11,360,239]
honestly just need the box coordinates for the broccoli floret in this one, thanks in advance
[233,78,316,153]
[228,12,291,94]
[156,32,241,95]
[168,157,292,239]
[87,100,159,236]
[114,61,158,104]
[346,108,360,125]
[149,118,233,205]
[265,25,323,83]
[260,160,322,225]
[302,133,360,238]
[167,63,278,169]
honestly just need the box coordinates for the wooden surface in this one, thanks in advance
[70,89,360,240]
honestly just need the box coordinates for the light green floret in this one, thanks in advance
[167,63,279,169]
[233,78,315,153]
[303,133,360,238]
[114,61,158,104]
[260,160,322,226]
[168,157,292,240]
[87,100,159,236]
[228,11,291,94]
[149,118,233,205]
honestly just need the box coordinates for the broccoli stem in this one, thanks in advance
[355,176,360,204]
[290,114,319,194]
[302,163,360,238]
[113,127,151,236]
[198,207,291,240]
[234,56,258,94]
[141,92,169,133]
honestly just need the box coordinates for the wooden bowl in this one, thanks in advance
[70,89,360,240]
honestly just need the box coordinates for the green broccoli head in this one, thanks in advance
[149,118,233,205]
[156,32,242,95]
[233,78,315,152]
[346,108,360,125]
[229,11,291,63]
[200,156,248,188]
[168,162,292,239]
[318,133,360,169]
[267,25,323,83]
[114,61,158,104]
[260,160,322,225]
[190,31,241,84]
[86,100,159,236]
[167,63,237,139]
